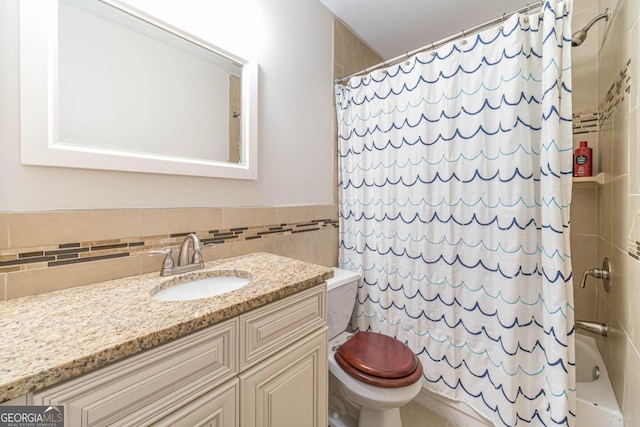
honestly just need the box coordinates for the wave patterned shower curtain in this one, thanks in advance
[336,2,575,426]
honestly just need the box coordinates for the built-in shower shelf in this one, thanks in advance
[573,173,605,185]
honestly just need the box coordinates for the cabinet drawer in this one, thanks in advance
[239,285,326,370]
[33,318,238,427]
[124,378,239,427]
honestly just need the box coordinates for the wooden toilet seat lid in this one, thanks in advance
[335,331,423,388]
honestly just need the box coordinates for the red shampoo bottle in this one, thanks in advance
[574,140,592,177]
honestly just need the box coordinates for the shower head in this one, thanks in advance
[571,9,610,47]
[571,30,588,47]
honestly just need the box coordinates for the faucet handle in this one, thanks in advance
[149,247,175,270]
[192,243,216,264]
[149,247,172,255]
[579,257,612,292]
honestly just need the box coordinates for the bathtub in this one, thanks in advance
[414,334,623,427]
[574,334,623,427]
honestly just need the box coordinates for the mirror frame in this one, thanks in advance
[19,0,258,179]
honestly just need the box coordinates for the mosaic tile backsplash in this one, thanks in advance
[0,218,338,275]
[598,59,632,123]
[570,60,632,137]
[572,110,599,134]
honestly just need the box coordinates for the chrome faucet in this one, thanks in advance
[149,233,210,276]
[579,257,612,292]
[178,233,203,267]
[575,320,608,337]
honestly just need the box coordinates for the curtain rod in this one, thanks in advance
[335,1,544,84]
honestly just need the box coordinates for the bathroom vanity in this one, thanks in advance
[0,252,331,427]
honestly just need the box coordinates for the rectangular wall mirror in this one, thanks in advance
[20,0,258,179]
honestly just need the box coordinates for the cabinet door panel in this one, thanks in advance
[240,329,327,427]
[240,286,325,370]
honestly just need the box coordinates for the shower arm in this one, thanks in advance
[580,11,609,33]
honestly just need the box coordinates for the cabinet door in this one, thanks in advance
[240,329,327,427]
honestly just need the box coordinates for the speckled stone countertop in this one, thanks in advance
[0,252,333,402]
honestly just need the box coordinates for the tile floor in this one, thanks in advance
[400,401,460,427]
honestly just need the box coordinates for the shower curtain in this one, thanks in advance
[336,1,575,426]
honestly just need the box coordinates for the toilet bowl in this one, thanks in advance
[327,268,423,427]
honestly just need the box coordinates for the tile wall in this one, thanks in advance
[592,0,640,424]
[569,1,640,425]
[0,206,339,300]
[560,0,640,424]
[571,0,602,323]
[332,19,383,205]
[333,19,382,84]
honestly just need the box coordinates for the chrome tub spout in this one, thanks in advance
[575,320,608,337]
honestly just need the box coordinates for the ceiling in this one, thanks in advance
[318,0,535,60]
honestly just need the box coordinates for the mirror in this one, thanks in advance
[19,0,257,179]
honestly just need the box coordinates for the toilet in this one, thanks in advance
[327,267,423,427]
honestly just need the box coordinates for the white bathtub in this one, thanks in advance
[414,334,623,427]
[575,334,623,427]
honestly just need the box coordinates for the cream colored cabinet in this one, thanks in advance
[23,285,327,427]
[238,285,327,427]
[33,318,239,427]
[240,329,327,427]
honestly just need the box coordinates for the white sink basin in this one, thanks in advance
[152,274,251,302]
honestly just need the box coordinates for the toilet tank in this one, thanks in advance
[326,267,361,340]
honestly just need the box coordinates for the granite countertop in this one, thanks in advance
[0,252,333,402]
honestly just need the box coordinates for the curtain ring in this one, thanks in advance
[522,3,530,23]
[502,13,506,22]
[430,42,436,56]
[461,29,467,44]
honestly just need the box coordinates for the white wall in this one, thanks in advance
[0,0,335,211]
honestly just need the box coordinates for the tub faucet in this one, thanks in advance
[579,257,612,292]
[575,320,608,337]
[579,267,609,287]
[149,233,208,276]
